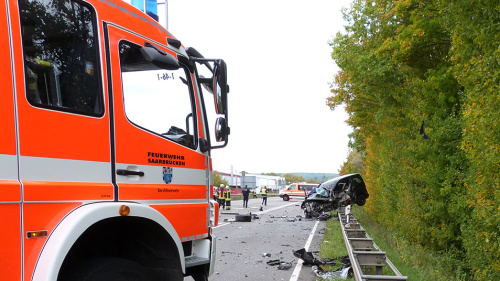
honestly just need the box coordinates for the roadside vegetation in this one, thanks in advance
[319,212,355,281]
[329,0,500,279]
[351,206,459,280]
[319,208,462,280]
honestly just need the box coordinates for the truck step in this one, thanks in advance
[185,256,210,267]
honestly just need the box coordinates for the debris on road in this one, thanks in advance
[277,261,293,270]
[265,259,294,270]
[292,248,324,266]
[235,214,252,222]
[266,259,281,266]
[318,213,332,221]
[312,265,352,280]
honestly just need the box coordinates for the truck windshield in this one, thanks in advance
[120,42,196,149]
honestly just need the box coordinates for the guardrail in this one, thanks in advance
[338,206,408,281]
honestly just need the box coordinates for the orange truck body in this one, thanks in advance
[1,0,228,279]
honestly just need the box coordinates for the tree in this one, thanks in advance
[262,172,281,176]
[213,171,228,188]
[282,173,305,184]
[328,0,500,279]
[338,149,364,176]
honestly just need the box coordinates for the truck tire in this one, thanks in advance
[62,258,153,281]
[282,194,289,201]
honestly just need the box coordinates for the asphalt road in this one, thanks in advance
[185,196,327,281]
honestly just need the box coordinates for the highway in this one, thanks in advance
[186,196,327,281]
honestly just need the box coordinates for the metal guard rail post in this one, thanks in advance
[338,206,408,281]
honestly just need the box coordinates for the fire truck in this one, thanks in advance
[0,0,229,279]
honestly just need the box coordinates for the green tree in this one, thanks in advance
[213,171,228,188]
[283,173,305,184]
[444,1,500,279]
[328,0,500,279]
[262,172,281,176]
[338,149,364,176]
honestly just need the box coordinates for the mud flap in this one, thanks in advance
[209,234,217,276]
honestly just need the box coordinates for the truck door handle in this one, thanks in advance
[116,169,145,177]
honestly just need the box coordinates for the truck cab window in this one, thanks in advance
[120,42,196,149]
[19,0,102,116]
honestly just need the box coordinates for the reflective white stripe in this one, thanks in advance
[123,199,208,205]
[0,154,18,180]
[19,156,111,182]
[116,163,206,185]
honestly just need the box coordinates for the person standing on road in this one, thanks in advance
[225,185,231,210]
[242,185,250,208]
[261,186,267,205]
[218,184,226,209]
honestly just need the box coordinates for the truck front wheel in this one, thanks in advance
[282,194,289,201]
[62,258,152,281]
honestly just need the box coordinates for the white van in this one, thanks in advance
[279,183,317,201]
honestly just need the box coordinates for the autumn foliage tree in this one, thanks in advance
[329,0,500,279]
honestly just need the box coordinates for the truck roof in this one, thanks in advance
[93,0,185,56]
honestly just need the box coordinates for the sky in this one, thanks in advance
[164,0,353,174]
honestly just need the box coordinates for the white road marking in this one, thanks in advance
[289,220,320,281]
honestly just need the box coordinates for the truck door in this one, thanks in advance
[106,25,211,241]
[10,0,113,278]
[1,0,21,278]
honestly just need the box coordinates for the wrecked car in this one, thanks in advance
[301,173,369,218]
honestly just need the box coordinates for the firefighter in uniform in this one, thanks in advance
[225,186,231,210]
[261,186,267,205]
[218,184,225,209]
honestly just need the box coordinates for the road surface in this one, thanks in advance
[185,196,327,281]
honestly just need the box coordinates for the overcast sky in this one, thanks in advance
[165,0,353,174]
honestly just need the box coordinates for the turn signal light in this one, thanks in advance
[119,205,130,216]
[27,230,48,239]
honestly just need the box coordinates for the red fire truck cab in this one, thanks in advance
[0,0,229,280]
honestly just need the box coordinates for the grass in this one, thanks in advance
[318,208,461,281]
[350,206,465,281]
[318,211,355,281]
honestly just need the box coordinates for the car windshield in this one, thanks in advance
[315,187,329,197]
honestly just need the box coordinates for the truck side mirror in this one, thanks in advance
[215,117,228,142]
[213,60,228,115]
